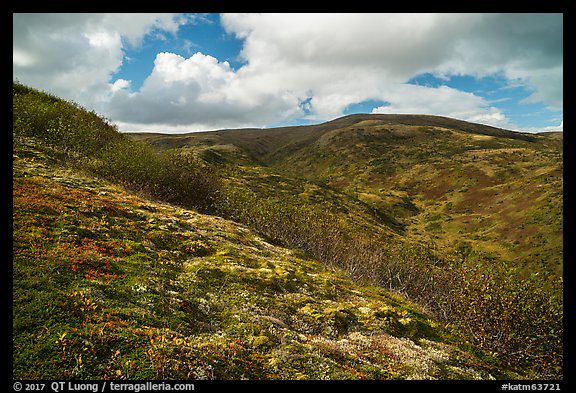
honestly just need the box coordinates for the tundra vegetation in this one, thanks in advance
[13,82,562,379]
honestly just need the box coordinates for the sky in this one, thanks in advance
[13,13,563,133]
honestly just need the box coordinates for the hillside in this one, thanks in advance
[129,114,538,161]
[13,82,562,379]
[13,137,511,380]
[130,114,563,277]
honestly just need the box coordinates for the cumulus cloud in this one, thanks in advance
[222,13,474,80]
[13,13,183,105]
[371,84,515,130]
[107,52,302,131]
[14,13,562,132]
[206,13,561,130]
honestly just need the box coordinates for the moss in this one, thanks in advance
[15,92,557,378]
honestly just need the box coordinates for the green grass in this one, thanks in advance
[13,82,562,379]
[13,140,513,380]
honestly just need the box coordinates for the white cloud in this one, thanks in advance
[371,84,516,130]
[521,120,563,133]
[213,13,477,123]
[110,79,131,93]
[516,66,563,110]
[14,13,562,133]
[106,51,302,131]
[13,13,183,106]
[221,13,472,79]
[434,13,563,110]
[213,13,562,130]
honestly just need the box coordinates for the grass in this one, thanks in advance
[13,82,562,379]
[13,138,516,380]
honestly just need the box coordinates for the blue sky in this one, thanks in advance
[13,13,563,133]
[406,73,563,131]
[114,14,246,89]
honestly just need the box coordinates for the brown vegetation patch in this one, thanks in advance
[456,187,500,213]
[421,180,452,200]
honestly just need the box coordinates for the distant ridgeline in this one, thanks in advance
[13,82,563,379]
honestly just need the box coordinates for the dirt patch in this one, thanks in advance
[456,187,500,213]
[420,180,452,200]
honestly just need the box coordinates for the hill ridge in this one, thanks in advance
[128,113,540,166]
[13,136,510,380]
[131,113,534,138]
[13,82,562,379]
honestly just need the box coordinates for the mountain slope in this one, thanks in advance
[129,115,563,277]
[13,83,561,379]
[13,137,509,380]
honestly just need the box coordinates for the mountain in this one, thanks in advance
[130,114,563,278]
[13,82,562,379]
[13,133,511,381]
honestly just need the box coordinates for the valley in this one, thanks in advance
[130,114,563,278]
[13,83,563,380]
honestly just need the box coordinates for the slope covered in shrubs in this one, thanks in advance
[12,82,562,379]
[210,169,563,378]
[13,82,221,213]
[13,123,508,380]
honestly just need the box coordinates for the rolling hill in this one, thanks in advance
[129,114,563,278]
[13,82,562,379]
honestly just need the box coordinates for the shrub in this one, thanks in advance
[13,81,222,214]
[88,143,222,214]
[443,260,562,378]
[154,150,223,213]
[372,246,563,379]
[13,82,123,157]
[89,140,160,189]
[216,184,563,378]
[215,188,347,266]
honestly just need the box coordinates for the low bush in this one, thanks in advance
[216,186,563,378]
[443,260,562,378]
[13,82,123,156]
[370,244,563,379]
[13,81,222,214]
[153,150,223,213]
